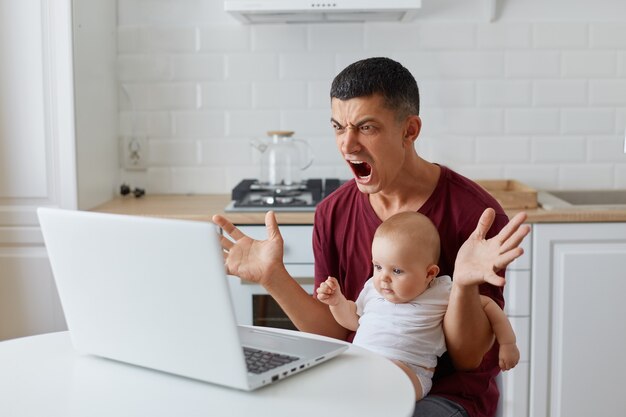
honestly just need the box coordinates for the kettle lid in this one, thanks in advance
[267,130,295,137]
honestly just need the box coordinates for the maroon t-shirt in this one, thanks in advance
[313,165,509,417]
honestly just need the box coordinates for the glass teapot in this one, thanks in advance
[251,131,314,187]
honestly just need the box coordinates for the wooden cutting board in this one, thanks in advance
[476,179,538,209]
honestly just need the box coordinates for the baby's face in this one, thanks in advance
[371,235,437,303]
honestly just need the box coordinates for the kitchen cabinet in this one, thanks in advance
[530,222,626,417]
[0,0,117,340]
[501,236,531,417]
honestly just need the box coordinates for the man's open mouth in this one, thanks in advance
[349,160,372,179]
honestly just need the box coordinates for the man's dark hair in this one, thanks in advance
[330,57,420,118]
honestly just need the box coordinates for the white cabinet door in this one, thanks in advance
[0,0,76,340]
[531,223,626,417]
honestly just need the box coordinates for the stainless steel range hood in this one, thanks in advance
[224,0,421,24]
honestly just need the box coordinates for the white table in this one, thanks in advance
[0,331,415,417]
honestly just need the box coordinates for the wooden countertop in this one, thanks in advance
[92,194,626,224]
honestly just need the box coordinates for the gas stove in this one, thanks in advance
[225,178,342,212]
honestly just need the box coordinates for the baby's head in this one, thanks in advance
[371,212,441,303]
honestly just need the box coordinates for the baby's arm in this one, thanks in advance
[480,295,520,371]
[316,276,359,331]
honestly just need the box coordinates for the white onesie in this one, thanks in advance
[353,275,452,394]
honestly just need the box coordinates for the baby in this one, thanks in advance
[316,211,520,400]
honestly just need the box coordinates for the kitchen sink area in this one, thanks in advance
[538,189,626,210]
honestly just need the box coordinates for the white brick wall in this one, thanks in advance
[117,2,626,194]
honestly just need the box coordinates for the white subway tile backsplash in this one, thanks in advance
[477,23,531,49]
[226,54,278,81]
[506,51,560,78]
[392,52,444,80]
[149,139,198,166]
[419,81,475,107]
[506,109,560,134]
[117,55,171,81]
[119,111,172,137]
[119,83,198,111]
[200,138,253,166]
[171,167,227,193]
[559,164,614,189]
[477,81,531,107]
[591,22,626,48]
[118,0,216,26]
[120,27,198,54]
[418,23,475,49]
[590,80,626,106]
[281,110,333,137]
[619,52,626,76]
[170,54,224,80]
[365,23,420,51]
[616,166,626,187]
[199,82,251,109]
[562,51,616,78]
[227,110,281,137]
[457,165,505,181]
[477,136,530,163]
[308,81,331,108]
[172,111,225,138]
[587,136,626,162]
[115,5,626,193]
[252,25,307,52]
[418,108,446,137]
[309,24,364,51]
[562,109,615,134]
[436,52,504,78]
[427,135,476,165]
[307,135,343,165]
[444,109,503,135]
[280,54,336,80]
[504,165,559,190]
[198,25,250,52]
[145,168,172,194]
[533,80,587,107]
[531,136,586,163]
[253,81,307,109]
[532,23,588,49]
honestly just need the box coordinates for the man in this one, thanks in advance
[213,57,530,417]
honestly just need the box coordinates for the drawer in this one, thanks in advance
[237,225,313,264]
[508,234,531,270]
[504,270,530,317]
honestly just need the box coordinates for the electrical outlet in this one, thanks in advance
[121,136,148,171]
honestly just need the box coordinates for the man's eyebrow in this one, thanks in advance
[330,117,377,127]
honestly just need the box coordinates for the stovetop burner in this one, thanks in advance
[226,178,341,212]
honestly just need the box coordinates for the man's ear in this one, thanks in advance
[403,115,421,145]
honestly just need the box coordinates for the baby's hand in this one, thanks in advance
[316,276,344,306]
[499,343,520,371]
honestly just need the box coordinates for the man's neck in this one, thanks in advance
[368,158,441,221]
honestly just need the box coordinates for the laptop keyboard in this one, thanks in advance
[243,347,300,374]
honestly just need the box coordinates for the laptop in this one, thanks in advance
[37,207,348,391]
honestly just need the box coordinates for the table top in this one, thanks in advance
[0,331,415,417]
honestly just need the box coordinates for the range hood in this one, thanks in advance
[224,0,421,24]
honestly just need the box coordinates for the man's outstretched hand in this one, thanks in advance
[212,211,286,286]
[454,208,530,288]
